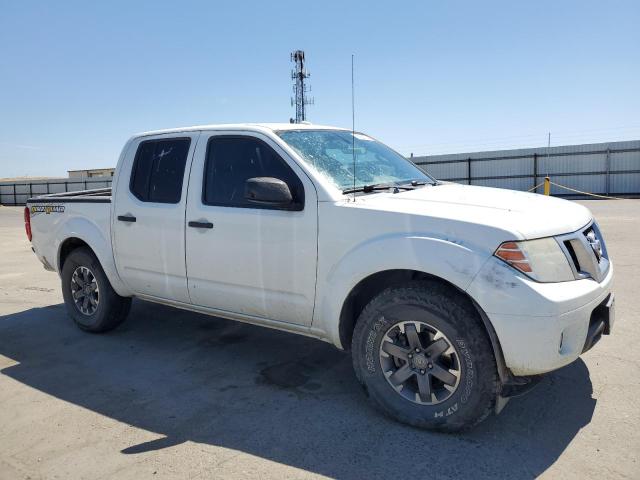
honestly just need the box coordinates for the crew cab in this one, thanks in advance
[25,123,615,431]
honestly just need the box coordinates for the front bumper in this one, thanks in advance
[582,292,615,353]
[467,256,614,376]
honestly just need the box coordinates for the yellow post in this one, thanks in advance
[543,176,550,196]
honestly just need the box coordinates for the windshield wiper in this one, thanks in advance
[342,183,416,195]
[403,179,439,187]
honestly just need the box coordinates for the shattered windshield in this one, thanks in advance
[276,129,434,191]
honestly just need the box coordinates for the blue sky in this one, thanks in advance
[1,0,639,178]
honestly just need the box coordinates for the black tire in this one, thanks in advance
[61,247,131,333]
[351,280,499,432]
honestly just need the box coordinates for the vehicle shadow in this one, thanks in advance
[0,301,596,479]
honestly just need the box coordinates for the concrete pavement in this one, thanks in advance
[1,201,639,479]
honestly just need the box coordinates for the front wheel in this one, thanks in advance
[351,281,499,432]
[61,247,131,333]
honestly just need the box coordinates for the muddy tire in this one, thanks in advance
[351,280,499,432]
[61,247,131,333]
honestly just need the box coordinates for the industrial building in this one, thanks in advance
[67,168,115,179]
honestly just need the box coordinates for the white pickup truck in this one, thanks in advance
[25,123,614,431]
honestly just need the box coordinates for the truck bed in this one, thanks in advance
[27,187,113,273]
[27,187,112,203]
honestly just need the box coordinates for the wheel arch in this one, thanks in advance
[58,237,91,271]
[337,269,510,383]
[56,234,132,298]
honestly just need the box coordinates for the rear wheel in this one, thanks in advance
[351,280,499,431]
[61,247,131,333]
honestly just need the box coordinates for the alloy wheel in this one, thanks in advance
[379,320,461,405]
[70,266,100,316]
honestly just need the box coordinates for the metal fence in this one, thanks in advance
[2,139,639,205]
[412,140,640,197]
[0,178,112,206]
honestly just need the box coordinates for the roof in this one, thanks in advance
[67,168,115,173]
[134,122,348,138]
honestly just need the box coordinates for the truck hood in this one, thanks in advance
[357,183,592,240]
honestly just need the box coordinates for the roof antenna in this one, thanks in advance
[351,54,356,202]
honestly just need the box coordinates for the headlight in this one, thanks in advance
[494,238,574,283]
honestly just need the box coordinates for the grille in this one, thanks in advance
[557,222,610,283]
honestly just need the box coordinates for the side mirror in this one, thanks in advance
[245,177,293,207]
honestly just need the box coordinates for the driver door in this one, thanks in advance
[185,132,318,326]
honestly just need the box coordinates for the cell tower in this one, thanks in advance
[290,50,314,123]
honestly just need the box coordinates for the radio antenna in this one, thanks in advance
[351,54,356,201]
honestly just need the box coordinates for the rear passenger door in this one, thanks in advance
[112,133,199,303]
[185,132,318,326]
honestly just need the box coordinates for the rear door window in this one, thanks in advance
[130,138,191,203]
